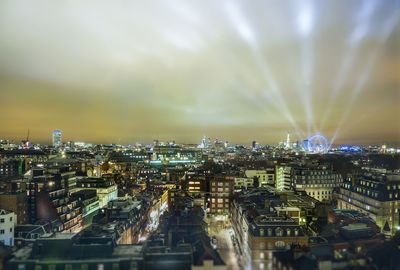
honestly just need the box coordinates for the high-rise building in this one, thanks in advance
[275,165,292,191]
[286,132,290,149]
[52,130,62,148]
[252,140,259,150]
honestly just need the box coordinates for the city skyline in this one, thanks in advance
[0,0,399,145]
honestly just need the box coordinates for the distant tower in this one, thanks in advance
[52,130,62,148]
[21,129,30,148]
[286,132,291,149]
[382,144,387,154]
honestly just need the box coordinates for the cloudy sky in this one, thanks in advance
[0,0,399,145]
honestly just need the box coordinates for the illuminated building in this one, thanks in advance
[151,145,203,165]
[180,174,207,209]
[279,192,319,225]
[245,169,275,186]
[234,177,254,190]
[199,136,212,149]
[285,132,290,149]
[231,190,308,270]
[109,150,150,163]
[275,165,292,191]
[274,206,301,224]
[146,190,168,234]
[0,149,47,175]
[246,216,308,270]
[338,172,400,236]
[0,160,19,178]
[52,130,62,148]
[75,177,118,208]
[70,190,99,226]
[101,197,144,244]
[0,209,17,246]
[291,166,342,201]
[27,168,83,232]
[182,174,206,193]
[209,175,234,215]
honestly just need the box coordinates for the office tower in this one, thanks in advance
[286,132,291,149]
[52,130,62,148]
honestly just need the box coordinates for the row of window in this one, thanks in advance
[0,217,13,223]
[0,228,13,234]
[259,227,299,237]
[307,190,332,196]
[211,203,229,208]
[17,262,131,270]
[211,182,231,186]
[211,187,231,193]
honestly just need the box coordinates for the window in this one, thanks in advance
[275,241,285,248]
[0,230,4,234]
[130,261,138,270]
[81,264,88,270]
[65,265,72,270]
[34,266,42,270]
[48,265,56,270]
[0,218,4,223]
[97,264,104,270]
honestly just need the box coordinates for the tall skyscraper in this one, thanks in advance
[52,130,62,148]
[286,132,291,149]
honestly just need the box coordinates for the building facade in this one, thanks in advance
[245,169,275,186]
[292,166,342,201]
[209,175,234,215]
[76,177,118,208]
[52,130,62,148]
[0,209,17,246]
[338,172,400,236]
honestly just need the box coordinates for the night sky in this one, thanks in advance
[0,0,399,145]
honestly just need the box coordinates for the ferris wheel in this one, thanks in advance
[304,133,329,153]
